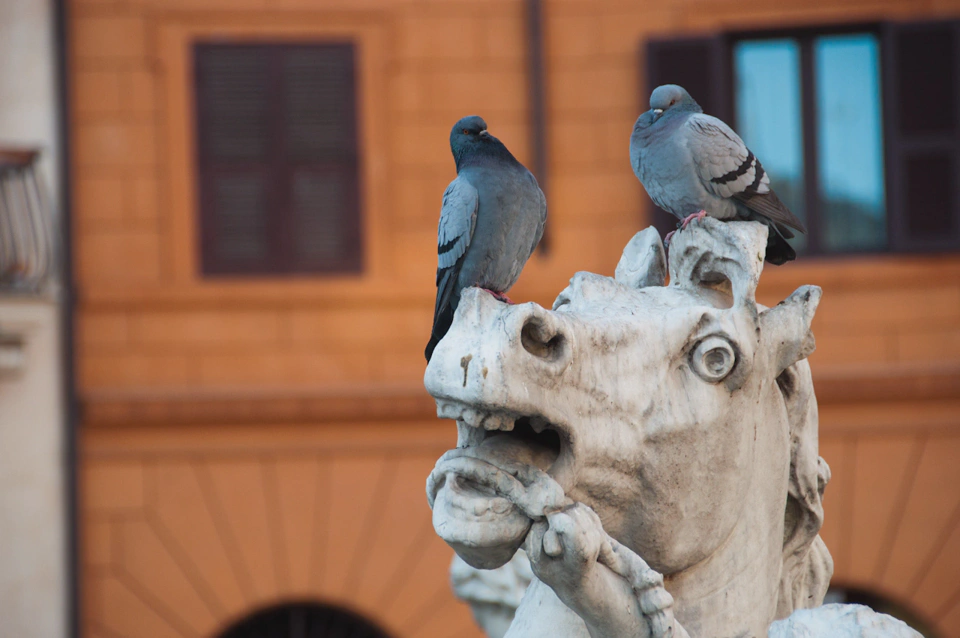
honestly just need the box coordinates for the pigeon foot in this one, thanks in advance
[482,288,514,304]
[680,210,708,230]
[664,230,676,247]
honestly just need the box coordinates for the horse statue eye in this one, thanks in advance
[690,336,737,383]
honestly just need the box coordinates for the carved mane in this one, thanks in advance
[777,359,833,616]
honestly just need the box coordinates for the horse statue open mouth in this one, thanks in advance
[424,220,922,638]
[427,423,567,569]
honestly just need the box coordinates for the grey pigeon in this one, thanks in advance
[426,116,547,361]
[630,84,806,265]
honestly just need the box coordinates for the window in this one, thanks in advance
[195,43,362,276]
[733,39,806,249]
[645,21,960,256]
[733,33,885,254]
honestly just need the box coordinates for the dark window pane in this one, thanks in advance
[895,27,956,135]
[904,153,956,238]
[196,47,271,161]
[283,46,357,160]
[815,34,886,252]
[290,168,360,270]
[733,39,806,250]
[208,174,269,267]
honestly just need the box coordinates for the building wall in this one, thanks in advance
[0,1,66,638]
[0,300,67,638]
[0,0,60,191]
[81,422,473,637]
[70,0,960,636]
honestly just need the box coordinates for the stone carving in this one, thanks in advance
[769,604,923,637]
[424,218,920,637]
[451,550,532,638]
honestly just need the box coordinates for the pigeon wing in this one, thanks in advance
[685,113,806,234]
[425,176,479,361]
[530,186,547,255]
[436,175,479,274]
[433,175,479,318]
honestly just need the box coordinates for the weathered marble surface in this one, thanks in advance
[451,550,532,638]
[425,219,918,637]
[769,605,922,637]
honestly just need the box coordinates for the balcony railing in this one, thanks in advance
[0,147,54,293]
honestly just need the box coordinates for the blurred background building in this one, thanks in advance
[1,0,959,636]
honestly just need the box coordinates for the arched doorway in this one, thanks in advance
[217,602,393,638]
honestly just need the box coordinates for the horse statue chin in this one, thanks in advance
[425,219,923,638]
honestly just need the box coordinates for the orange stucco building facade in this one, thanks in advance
[70,0,960,636]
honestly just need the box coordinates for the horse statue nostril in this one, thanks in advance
[520,318,566,361]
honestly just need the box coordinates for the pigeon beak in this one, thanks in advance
[653,109,663,116]
[478,130,490,137]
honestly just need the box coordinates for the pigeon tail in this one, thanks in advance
[426,267,461,362]
[765,225,797,265]
[734,188,806,235]
[425,304,454,362]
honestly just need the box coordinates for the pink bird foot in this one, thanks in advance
[664,230,676,247]
[680,210,708,230]
[481,288,515,304]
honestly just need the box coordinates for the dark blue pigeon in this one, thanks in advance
[630,84,806,265]
[425,116,546,361]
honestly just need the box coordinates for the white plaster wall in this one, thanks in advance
[0,1,67,637]
[0,300,66,638]
[0,0,59,190]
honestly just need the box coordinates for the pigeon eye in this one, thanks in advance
[690,336,737,383]
[462,129,470,135]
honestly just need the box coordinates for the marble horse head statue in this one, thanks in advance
[424,219,835,637]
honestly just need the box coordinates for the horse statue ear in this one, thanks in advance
[615,227,666,288]
[760,286,822,376]
[667,218,767,309]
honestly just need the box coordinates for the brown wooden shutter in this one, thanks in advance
[281,45,361,273]
[196,45,274,274]
[883,21,960,252]
[643,36,730,236]
[195,43,361,276]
